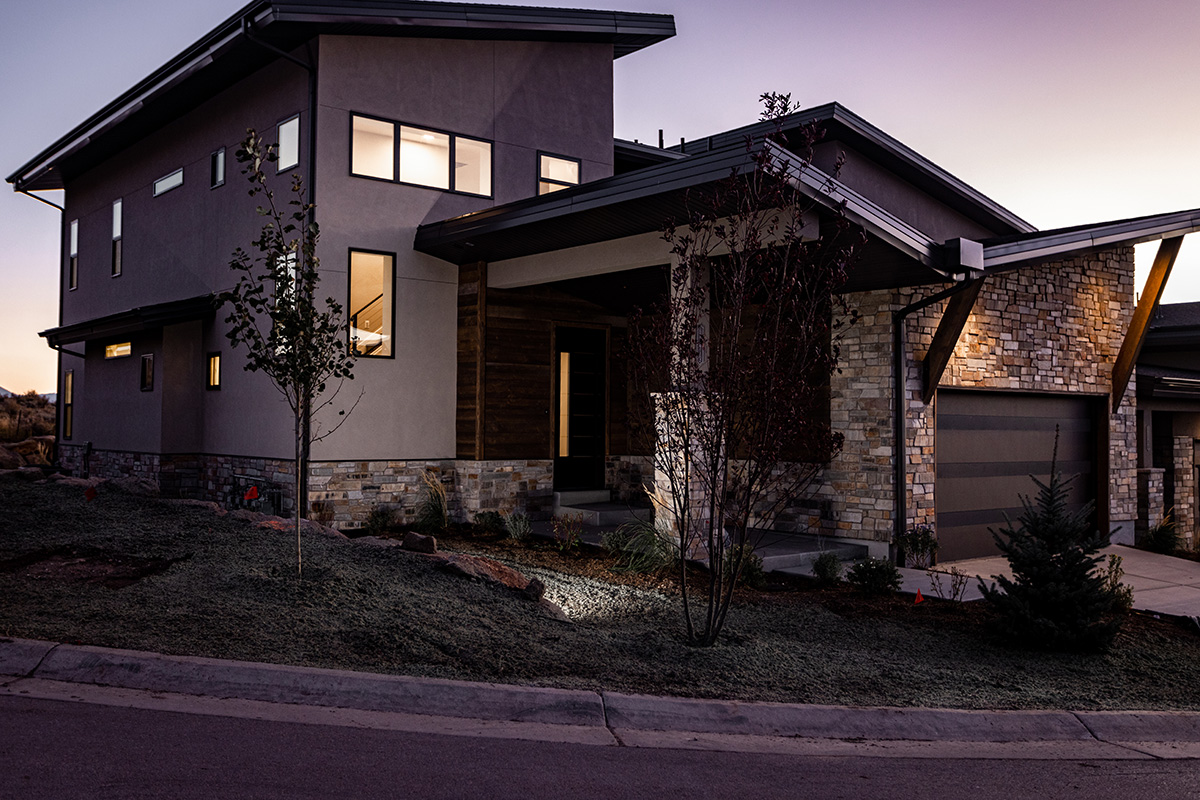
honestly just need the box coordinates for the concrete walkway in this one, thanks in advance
[3,637,1200,759]
[894,545,1200,618]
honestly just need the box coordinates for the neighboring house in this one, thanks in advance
[1136,301,1200,549]
[9,0,1199,561]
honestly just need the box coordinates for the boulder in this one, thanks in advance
[521,577,546,602]
[401,531,438,554]
[436,553,529,591]
[110,476,160,496]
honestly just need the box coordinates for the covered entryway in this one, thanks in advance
[936,390,1101,562]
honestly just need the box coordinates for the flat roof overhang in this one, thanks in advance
[415,139,957,292]
[8,0,674,192]
[40,295,217,347]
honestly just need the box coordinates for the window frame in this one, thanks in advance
[62,370,73,440]
[347,248,397,359]
[206,352,222,390]
[537,152,581,195]
[348,112,493,198]
[104,342,132,360]
[211,147,226,189]
[68,219,78,291]
[153,168,184,197]
[277,114,301,172]
[111,199,123,277]
[140,354,154,392]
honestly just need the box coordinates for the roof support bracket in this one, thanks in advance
[920,277,986,404]
[1112,235,1185,413]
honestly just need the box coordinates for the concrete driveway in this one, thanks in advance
[900,545,1200,618]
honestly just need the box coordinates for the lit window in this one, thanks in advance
[275,251,298,307]
[153,168,183,196]
[539,153,580,194]
[351,115,395,180]
[399,126,450,190]
[140,354,154,391]
[68,219,78,290]
[111,199,122,277]
[454,136,492,197]
[558,352,571,456]
[278,115,300,171]
[349,251,394,357]
[105,342,132,359]
[211,148,226,188]
[63,371,73,439]
[206,353,221,390]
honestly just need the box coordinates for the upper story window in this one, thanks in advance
[153,168,184,197]
[140,355,154,391]
[68,219,78,291]
[211,148,226,188]
[111,200,123,277]
[105,342,132,359]
[277,115,300,171]
[350,113,491,197]
[206,353,221,390]
[539,153,580,195]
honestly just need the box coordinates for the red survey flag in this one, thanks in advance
[244,485,259,501]
[84,486,97,502]
[914,589,924,604]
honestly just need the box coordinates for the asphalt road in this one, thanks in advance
[4,695,1199,800]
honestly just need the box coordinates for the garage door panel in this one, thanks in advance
[936,471,1094,514]
[938,428,1090,465]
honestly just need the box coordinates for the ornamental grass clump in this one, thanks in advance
[415,470,448,534]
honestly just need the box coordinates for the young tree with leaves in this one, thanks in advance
[221,130,357,575]
[629,94,860,646]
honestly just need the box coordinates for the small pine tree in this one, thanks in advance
[981,458,1125,652]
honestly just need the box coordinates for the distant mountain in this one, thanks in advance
[0,386,54,401]
[0,386,12,397]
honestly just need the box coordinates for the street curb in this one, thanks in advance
[1075,710,1200,742]
[601,692,1092,741]
[0,637,56,677]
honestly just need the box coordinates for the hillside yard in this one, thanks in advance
[2,471,1199,711]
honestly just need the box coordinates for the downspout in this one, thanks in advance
[891,277,982,557]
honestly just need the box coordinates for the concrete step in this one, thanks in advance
[761,540,869,574]
[555,502,652,527]
[554,490,611,507]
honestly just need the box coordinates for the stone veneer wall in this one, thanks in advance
[1137,467,1165,544]
[1173,436,1195,548]
[817,247,1138,549]
[605,455,652,503]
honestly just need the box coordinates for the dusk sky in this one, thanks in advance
[3,0,1200,393]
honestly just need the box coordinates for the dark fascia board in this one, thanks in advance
[981,208,1200,270]
[40,295,217,347]
[613,137,686,168]
[7,0,674,191]
[675,102,1036,238]
[415,138,941,273]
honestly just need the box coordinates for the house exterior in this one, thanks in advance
[10,0,1199,561]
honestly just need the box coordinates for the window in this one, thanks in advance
[350,114,491,197]
[539,153,580,195]
[68,219,78,290]
[348,250,394,357]
[105,342,131,359]
[275,251,298,308]
[211,148,226,188]
[63,371,73,440]
[351,115,395,180]
[277,115,300,171]
[206,353,221,390]
[140,354,154,391]
[153,168,183,196]
[111,199,122,277]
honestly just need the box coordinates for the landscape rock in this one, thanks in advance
[0,445,23,470]
[55,475,106,489]
[110,476,160,497]
[522,577,546,602]
[164,499,227,515]
[402,531,438,554]
[537,598,571,622]
[436,553,529,590]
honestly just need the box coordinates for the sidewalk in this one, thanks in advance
[4,637,1200,760]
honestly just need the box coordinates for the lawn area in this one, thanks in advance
[3,472,1199,711]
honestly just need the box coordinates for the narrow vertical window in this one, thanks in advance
[211,147,226,188]
[348,250,394,357]
[63,370,74,440]
[351,115,395,180]
[277,115,300,171]
[140,354,154,391]
[539,153,580,195]
[68,219,79,290]
[111,199,123,277]
[558,352,571,457]
[206,353,221,389]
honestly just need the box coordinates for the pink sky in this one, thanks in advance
[4,0,1199,392]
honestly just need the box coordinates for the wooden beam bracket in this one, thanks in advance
[1112,236,1184,413]
[919,277,986,404]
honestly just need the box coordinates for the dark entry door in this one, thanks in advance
[936,391,1099,562]
[554,327,607,490]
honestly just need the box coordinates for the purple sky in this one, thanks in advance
[4,0,1200,392]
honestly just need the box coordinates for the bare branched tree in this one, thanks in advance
[630,93,861,646]
[220,130,358,575]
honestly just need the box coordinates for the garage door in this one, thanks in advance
[936,391,1099,562]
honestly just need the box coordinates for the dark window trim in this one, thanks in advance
[111,199,123,278]
[347,247,397,360]
[68,219,78,291]
[537,151,581,195]
[348,111,494,199]
[277,113,301,172]
[206,352,222,390]
[211,147,226,189]
[140,354,154,392]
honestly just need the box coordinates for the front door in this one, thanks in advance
[554,327,607,490]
